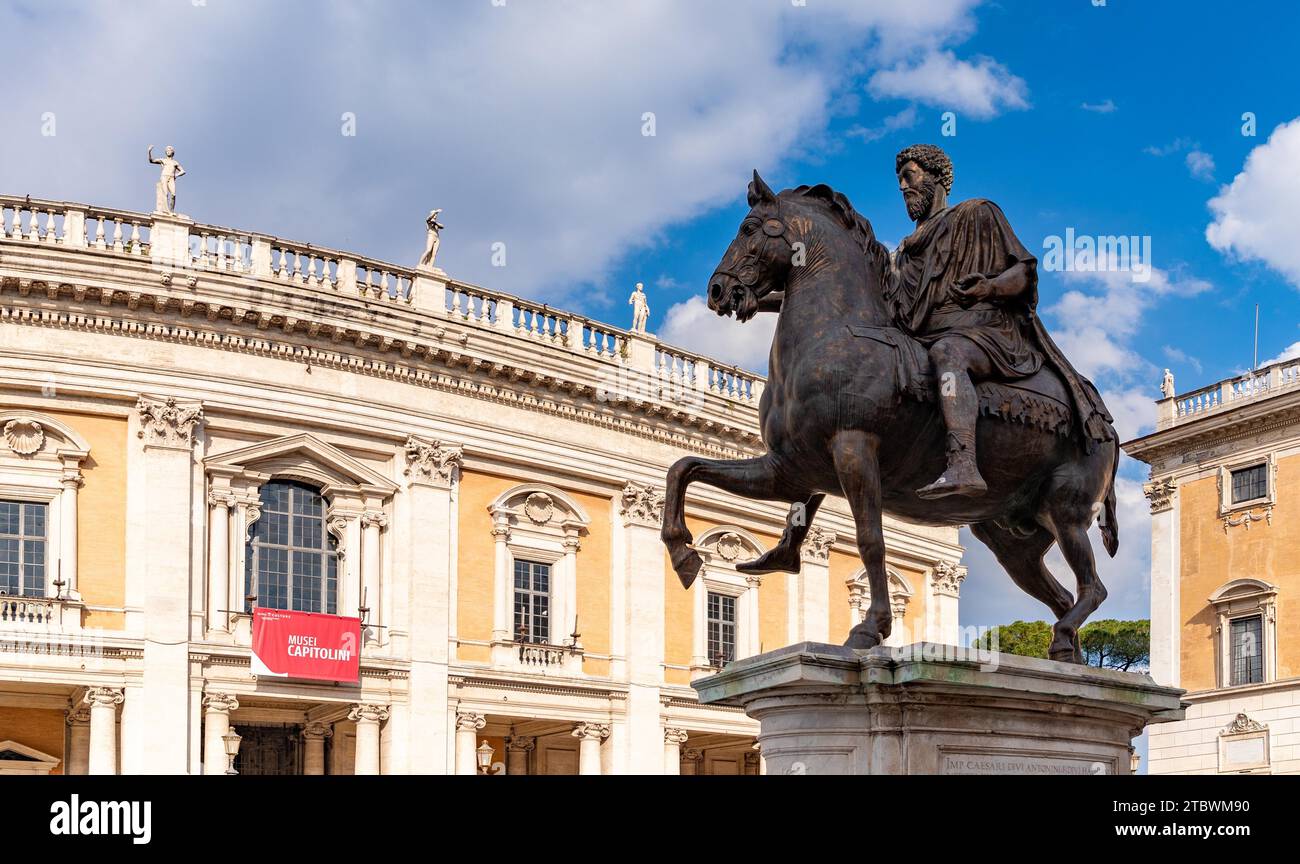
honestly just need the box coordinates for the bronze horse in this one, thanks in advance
[661,172,1119,663]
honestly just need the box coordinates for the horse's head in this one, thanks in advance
[708,170,796,323]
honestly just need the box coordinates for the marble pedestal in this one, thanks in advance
[693,642,1186,775]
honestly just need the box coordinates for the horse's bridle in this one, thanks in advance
[712,207,795,293]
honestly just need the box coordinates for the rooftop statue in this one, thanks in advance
[147,145,185,214]
[418,209,444,271]
[661,148,1120,664]
[628,281,650,334]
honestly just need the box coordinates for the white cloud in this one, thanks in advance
[0,0,1004,308]
[1143,137,1194,157]
[1185,149,1216,181]
[1206,117,1300,288]
[1161,345,1202,374]
[867,50,1029,120]
[1262,340,1300,366]
[846,106,919,143]
[1081,99,1117,114]
[657,295,776,372]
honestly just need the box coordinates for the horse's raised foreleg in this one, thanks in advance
[662,453,793,588]
[736,493,826,575]
[830,430,890,649]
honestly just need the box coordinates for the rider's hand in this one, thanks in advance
[951,273,991,306]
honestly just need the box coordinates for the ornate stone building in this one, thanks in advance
[1125,360,1300,774]
[0,193,964,774]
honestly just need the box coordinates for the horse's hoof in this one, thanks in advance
[672,548,703,589]
[736,547,801,575]
[843,626,881,650]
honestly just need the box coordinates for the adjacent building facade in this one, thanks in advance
[0,192,965,775]
[1126,360,1300,774]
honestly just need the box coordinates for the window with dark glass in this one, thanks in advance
[707,592,736,665]
[513,559,550,643]
[1230,464,1268,504]
[1230,615,1264,686]
[0,501,47,598]
[245,481,337,614]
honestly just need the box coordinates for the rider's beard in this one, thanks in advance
[903,177,937,222]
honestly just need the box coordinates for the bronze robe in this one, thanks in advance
[887,198,1115,448]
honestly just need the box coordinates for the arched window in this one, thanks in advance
[245,480,338,614]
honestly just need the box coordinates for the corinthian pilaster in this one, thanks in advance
[619,481,665,527]
[404,435,463,488]
[135,395,203,449]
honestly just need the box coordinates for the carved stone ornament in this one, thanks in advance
[403,435,462,486]
[801,525,835,561]
[348,703,391,724]
[620,481,664,526]
[1143,478,1176,514]
[1224,507,1272,533]
[3,419,44,455]
[932,561,967,598]
[715,532,743,561]
[1222,713,1267,735]
[523,492,554,524]
[136,395,203,447]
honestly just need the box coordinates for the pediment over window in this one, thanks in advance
[1209,578,1277,606]
[206,433,397,498]
[489,484,590,539]
[0,740,61,774]
[695,527,766,567]
[0,411,90,462]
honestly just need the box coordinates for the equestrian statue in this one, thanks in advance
[661,145,1118,664]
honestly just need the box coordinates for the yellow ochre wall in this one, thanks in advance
[1179,455,1300,692]
[45,410,127,630]
[0,706,65,774]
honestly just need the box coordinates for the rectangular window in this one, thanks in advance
[707,592,736,665]
[1230,464,1268,504]
[513,560,550,643]
[0,500,47,598]
[1230,615,1264,686]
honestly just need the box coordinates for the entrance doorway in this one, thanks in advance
[232,724,304,776]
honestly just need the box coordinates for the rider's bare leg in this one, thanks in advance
[918,335,992,499]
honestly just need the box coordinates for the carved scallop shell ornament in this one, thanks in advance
[524,492,555,524]
[3,419,44,456]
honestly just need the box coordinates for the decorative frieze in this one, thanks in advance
[403,435,462,487]
[136,395,203,448]
[1223,713,1267,735]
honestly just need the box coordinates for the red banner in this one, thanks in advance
[251,608,361,683]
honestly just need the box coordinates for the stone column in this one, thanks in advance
[206,490,234,633]
[65,704,91,775]
[84,687,123,775]
[454,711,486,775]
[360,510,387,645]
[572,722,609,776]
[505,735,535,776]
[230,492,261,617]
[131,395,202,774]
[302,722,332,776]
[680,747,703,776]
[404,437,461,774]
[663,728,688,775]
[691,574,708,669]
[931,562,966,646]
[490,511,511,642]
[201,692,239,775]
[349,704,390,776]
[848,581,867,625]
[1145,479,1180,687]
[618,482,667,774]
[743,575,762,658]
[58,467,83,599]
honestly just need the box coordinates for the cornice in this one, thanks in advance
[0,287,762,460]
[1123,395,1300,466]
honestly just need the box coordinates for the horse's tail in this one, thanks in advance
[1100,435,1120,558]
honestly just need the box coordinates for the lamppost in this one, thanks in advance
[223,729,242,776]
[476,741,495,775]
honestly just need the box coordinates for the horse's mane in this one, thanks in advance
[783,184,891,276]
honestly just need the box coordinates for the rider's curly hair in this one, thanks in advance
[895,144,954,193]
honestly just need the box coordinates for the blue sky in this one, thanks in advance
[2,0,1297,632]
